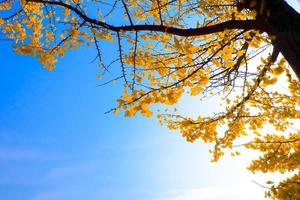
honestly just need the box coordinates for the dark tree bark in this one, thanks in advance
[242,0,300,78]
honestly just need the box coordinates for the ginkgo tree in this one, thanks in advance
[1,0,299,199]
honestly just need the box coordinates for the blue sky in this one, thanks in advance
[1,42,261,200]
[0,1,299,200]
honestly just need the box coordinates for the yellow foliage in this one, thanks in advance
[2,0,299,199]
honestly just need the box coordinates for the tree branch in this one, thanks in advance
[28,0,271,36]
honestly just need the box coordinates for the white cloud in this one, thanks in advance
[159,182,266,200]
[0,148,42,160]
[33,190,69,200]
[43,161,104,181]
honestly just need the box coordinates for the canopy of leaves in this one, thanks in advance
[1,0,299,199]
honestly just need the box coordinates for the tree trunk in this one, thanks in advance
[266,0,300,78]
[244,0,300,78]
